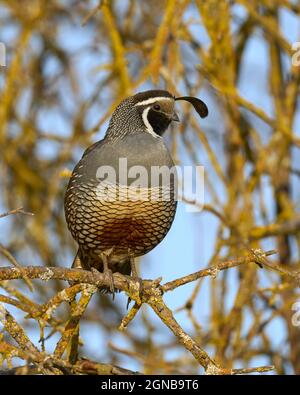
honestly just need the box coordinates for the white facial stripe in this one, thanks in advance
[142,107,159,138]
[135,97,173,106]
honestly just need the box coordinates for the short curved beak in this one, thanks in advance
[172,111,180,122]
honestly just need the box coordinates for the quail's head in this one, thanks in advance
[106,89,208,139]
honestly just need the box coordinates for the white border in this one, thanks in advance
[142,107,158,138]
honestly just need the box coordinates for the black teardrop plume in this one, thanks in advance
[175,96,208,118]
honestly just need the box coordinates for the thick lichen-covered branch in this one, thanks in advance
[1,248,296,374]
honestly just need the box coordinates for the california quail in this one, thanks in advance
[64,90,208,293]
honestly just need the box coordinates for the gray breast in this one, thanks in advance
[80,133,175,185]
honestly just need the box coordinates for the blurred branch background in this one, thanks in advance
[0,0,300,374]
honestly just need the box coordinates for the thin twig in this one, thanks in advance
[161,250,277,293]
[0,207,34,219]
[0,243,33,291]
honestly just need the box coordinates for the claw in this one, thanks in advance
[91,266,115,298]
[126,297,132,310]
[104,267,115,298]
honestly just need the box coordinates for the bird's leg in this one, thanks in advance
[127,248,139,279]
[100,250,115,298]
[127,251,143,308]
[129,255,138,279]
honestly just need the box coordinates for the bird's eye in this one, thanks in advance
[153,104,161,111]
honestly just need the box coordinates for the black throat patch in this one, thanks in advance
[147,109,171,136]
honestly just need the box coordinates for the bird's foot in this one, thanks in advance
[104,267,115,299]
[100,250,115,299]
[91,267,115,299]
[127,254,143,306]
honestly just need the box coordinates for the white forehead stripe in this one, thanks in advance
[135,97,173,106]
